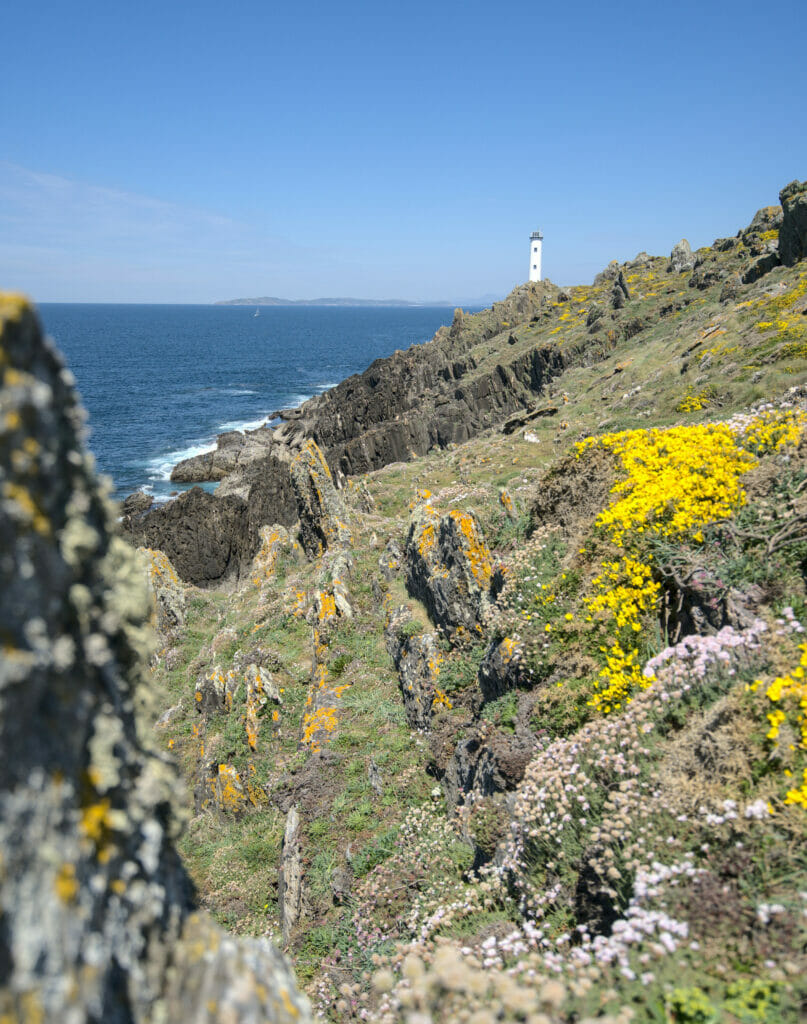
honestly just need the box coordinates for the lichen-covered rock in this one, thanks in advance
[290,439,352,557]
[195,664,240,713]
[779,179,807,266]
[245,663,281,750]
[278,806,304,946]
[138,546,186,639]
[405,499,494,636]
[385,607,444,730]
[250,523,294,585]
[0,295,310,1023]
[669,239,695,273]
[477,636,528,703]
[744,204,783,238]
[163,913,310,1023]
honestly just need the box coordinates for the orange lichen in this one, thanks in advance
[449,510,493,586]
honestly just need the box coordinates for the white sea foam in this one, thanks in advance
[145,441,216,482]
[217,416,269,433]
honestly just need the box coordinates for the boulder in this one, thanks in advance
[0,295,310,1022]
[123,486,254,586]
[742,252,781,285]
[442,722,537,810]
[405,499,494,637]
[779,179,807,266]
[593,260,620,286]
[121,489,153,516]
[170,427,274,483]
[669,239,695,273]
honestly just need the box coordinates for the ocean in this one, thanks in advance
[39,303,462,502]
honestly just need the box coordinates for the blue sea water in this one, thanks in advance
[38,304,461,501]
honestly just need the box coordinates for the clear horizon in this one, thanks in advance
[2,0,805,304]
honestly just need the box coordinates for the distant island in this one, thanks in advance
[213,296,454,307]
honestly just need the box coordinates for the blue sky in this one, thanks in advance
[1,0,805,303]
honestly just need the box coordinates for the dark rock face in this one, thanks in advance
[124,486,254,586]
[611,270,631,309]
[270,282,561,479]
[477,637,529,703]
[385,607,443,731]
[669,239,695,274]
[779,180,807,266]
[442,723,537,810]
[742,252,781,285]
[405,500,494,637]
[0,296,310,1023]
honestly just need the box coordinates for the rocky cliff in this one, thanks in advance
[0,296,311,1023]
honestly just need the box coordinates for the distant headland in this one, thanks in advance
[213,296,454,307]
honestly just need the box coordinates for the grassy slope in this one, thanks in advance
[150,227,807,1022]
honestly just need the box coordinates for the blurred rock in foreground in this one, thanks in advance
[0,293,310,1022]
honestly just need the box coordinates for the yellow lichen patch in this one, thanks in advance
[499,636,519,664]
[215,764,247,814]
[0,292,31,325]
[427,651,444,678]
[316,590,337,623]
[80,798,112,844]
[54,863,79,903]
[448,510,493,586]
[2,482,50,535]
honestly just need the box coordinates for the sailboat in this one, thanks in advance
[253,307,260,317]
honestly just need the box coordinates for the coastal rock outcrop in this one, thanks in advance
[131,281,573,584]
[779,179,807,266]
[0,295,310,1022]
[123,486,254,586]
[669,239,696,273]
[170,426,274,483]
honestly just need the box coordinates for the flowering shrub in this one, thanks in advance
[749,641,807,810]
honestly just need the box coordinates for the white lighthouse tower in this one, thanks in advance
[529,229,543,282]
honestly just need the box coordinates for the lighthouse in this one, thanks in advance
[529,230,543,282]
